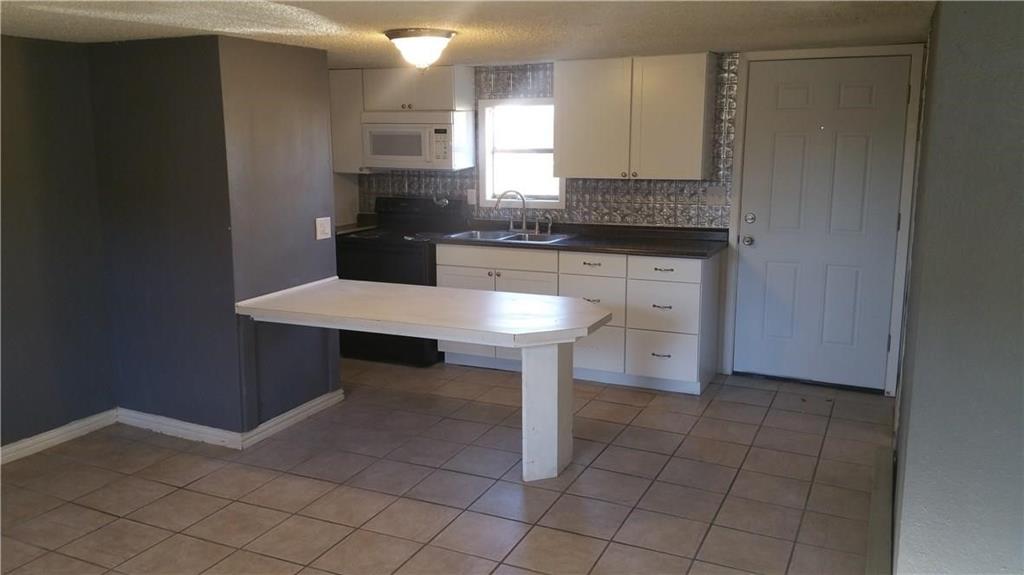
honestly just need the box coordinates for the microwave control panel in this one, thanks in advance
[432,128,450,161]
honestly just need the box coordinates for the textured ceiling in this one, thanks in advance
[0,1,935,68]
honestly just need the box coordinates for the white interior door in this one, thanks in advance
[734,56,910,389]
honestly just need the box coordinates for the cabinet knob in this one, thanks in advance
[742,235,755,246]
[408,103,413,109]
[487,271,494,277]
[620,171,628,178]
[631,171,638,178]
[495,271,502,277]
[401,104,407,109]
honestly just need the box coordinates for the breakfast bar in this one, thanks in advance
[235,278,611,480]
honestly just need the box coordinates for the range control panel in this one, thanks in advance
[432,128,450,161]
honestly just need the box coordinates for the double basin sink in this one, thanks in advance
[447,230,573,245]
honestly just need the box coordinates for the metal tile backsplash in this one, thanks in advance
[358,54,738,229]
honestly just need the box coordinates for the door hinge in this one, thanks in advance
[887,334,892,352]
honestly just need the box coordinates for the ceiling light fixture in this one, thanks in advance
[385,28,455,69]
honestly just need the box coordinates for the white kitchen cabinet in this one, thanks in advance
[329,69,364,173]
[495,270,559,360]
[626,280,700,334]
[436,246,558,361]
[438,244,721,394]
[626,330,699,381]
[575,326,625,372]
[554,53,715,181]
[553,57,633,179]
[629,53,716,180]
[363,66,475,112]
[437,264,497,357]
[558,274,626,327]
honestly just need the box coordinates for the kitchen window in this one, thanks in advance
[478,98,564,208]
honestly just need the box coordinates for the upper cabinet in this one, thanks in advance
[362,66,475,111]
[553,58,634,180]
[329,69,364,174]
[554,53,716,181]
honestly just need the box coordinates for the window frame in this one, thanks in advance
[477,97,565,209]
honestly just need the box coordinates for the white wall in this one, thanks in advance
[893,3,1024,574]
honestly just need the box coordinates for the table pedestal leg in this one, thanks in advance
[520,342,574,481]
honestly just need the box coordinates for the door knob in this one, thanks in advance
[742,235,755,246]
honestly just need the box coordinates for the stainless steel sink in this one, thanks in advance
[448,230,517,241]
[447,230,573,244]
[501,233,573,244]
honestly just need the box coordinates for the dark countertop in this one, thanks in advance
[340,219,728,259]
[435,234,727,258]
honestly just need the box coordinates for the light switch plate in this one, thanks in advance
[315,217,332,240]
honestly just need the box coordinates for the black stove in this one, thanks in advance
[335,197,468,366]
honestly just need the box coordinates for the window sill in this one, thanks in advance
[479,199,565,210]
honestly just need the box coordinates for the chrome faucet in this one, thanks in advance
[495,190,527,232]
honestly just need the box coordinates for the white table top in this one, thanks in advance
[236,278,611,348]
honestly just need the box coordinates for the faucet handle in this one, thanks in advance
[543,214,554,235]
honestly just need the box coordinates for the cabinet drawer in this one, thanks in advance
[438,245,558,272]
[559,274,626,327]
[574,326,625,372]
[627,256,701,283]
[626,329,698,381]
[559,252,627,277]
[626,280,700,334]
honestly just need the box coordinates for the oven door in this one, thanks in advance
[362,124,434,169]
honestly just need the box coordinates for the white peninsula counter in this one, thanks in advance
[236,278,611,480]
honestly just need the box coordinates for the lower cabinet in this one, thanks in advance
[437,244,720,394]
[575,326,626,372]
[625,329,698,381]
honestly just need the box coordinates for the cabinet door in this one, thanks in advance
[554,58,633,179]
[575,326,625,372]
[363,68,419,111]
[437,265,496,357]
[329,70,365,173]
[629,53,714,180]
[495,270,558,360]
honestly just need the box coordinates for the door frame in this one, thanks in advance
[722,44,925,396]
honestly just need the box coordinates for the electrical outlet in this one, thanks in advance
[315,217,332,240]
[467,189,477,206]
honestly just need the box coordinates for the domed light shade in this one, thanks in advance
[385,29,455,68]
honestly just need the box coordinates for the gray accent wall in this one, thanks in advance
[1,36,116,443]
[893,3,1024,573]
[90,37,245,431]
[218,37,339,423]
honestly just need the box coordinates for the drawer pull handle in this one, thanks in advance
[583,298,602,303]
[652,304,673,310]
[651,352,672,358]
[654,267,675,272]
[582,261,602,267]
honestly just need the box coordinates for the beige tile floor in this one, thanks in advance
[1,359,894,575]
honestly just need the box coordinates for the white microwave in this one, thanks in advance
[361,111,475,171]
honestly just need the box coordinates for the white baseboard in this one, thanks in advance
[0,409,118,464]
[240,388,344,448]
[1,389,346,464]
[117,408,243,448]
